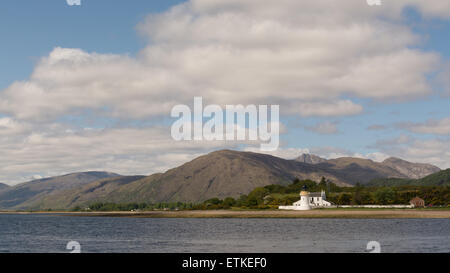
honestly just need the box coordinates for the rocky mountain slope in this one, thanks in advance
[295,154,327,164]
[381,157,440,179]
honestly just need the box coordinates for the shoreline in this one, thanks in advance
[1,209,450,219]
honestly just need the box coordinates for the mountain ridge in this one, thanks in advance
[0,150,442,210]
[295,153,440,181]
[0,171,120,209]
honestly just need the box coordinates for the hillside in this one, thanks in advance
[367,169,450,187]
[33,175,146,209]
[321,157,406,183]
[419,169,450,186]
[0,172,119,209]
[0,183,9,192]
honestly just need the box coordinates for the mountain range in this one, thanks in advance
[0,150,442,210]
[295,154,440,180]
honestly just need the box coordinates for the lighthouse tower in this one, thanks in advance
[298,186,312,210]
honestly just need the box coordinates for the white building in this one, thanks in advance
[306,191,332,207]
[279,190,333,210]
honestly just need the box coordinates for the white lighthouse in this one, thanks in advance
[296,189,312,210]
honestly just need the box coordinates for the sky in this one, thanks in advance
[0,0,450,185]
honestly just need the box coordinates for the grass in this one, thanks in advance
[40,208,450,219]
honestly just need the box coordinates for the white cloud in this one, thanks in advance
[309,146,390,162]
[353,152,390,163]
[373,136,450,169]
[398,118,450,135]
[0,117,29,135]
[287,100,363,117]
[31,175,43,180]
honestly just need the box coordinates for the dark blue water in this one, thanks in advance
[0,214,449,253]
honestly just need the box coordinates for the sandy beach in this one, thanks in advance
[2,209,449,219]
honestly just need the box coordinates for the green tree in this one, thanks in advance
[374,188,396,204]
[247,187,269,206]
[236,194,249,207]
[336,193,352,205]
[351,183,363,205]
[223,197,236,208]
[319,177,327,190]
[204,198,222,205]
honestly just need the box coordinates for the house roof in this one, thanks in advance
[309,192,323,197]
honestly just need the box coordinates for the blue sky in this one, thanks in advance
[0,0,450,184]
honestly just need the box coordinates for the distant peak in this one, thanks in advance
[295,154,327,164]
[382,157,404,163]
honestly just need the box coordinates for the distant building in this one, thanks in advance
[307,191,332,207]
[279,188,333,210]
[410,197,425,208]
